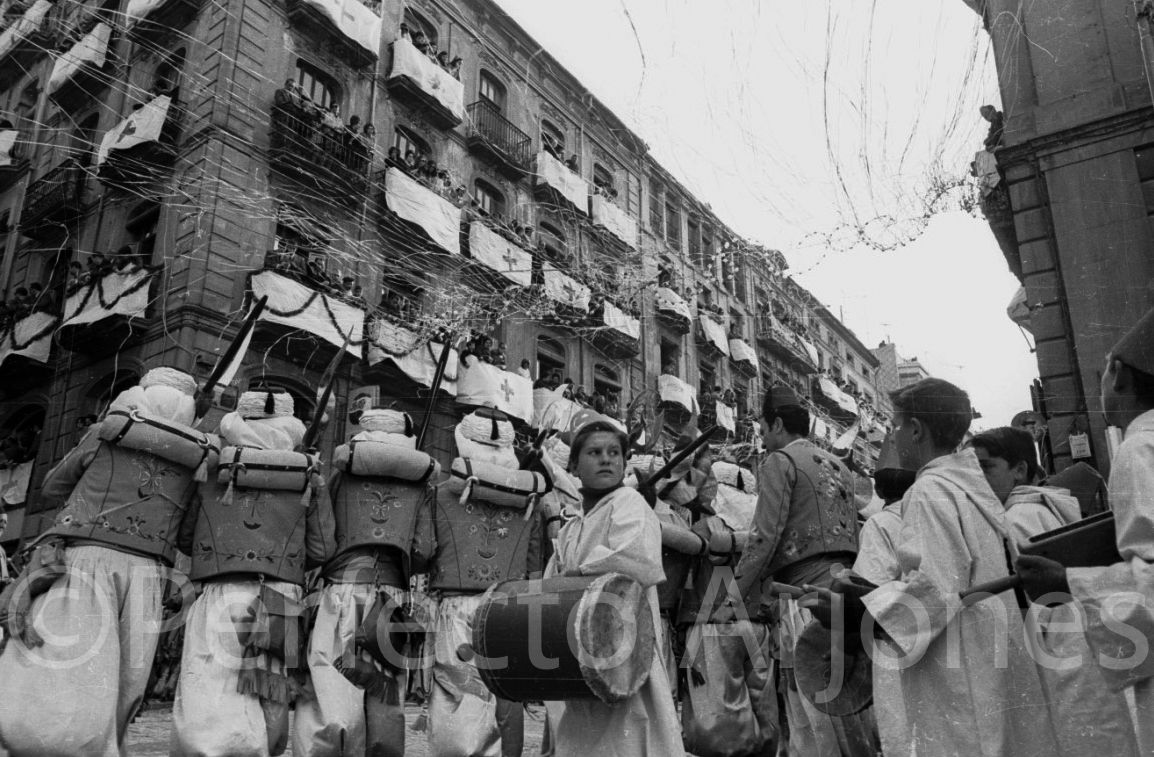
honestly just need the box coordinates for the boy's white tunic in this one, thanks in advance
[852,503,907,757]
[861,449,1060,757]
[1067,409,1154,754]
[544,486,686,757]
[1003,486,1139,757]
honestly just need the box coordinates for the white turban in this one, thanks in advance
[109,376,196,428]
[139,367,198,396]
[454,410,517,468]
[219,412,305,451]
[237,390,294,419]
[359,409,413,435]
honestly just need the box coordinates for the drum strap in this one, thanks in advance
[106,409,216,482]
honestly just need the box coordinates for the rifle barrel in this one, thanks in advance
[641,425,719,489]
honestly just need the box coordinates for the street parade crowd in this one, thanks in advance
[2,303,1154,757]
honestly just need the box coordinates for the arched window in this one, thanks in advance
[592,164,614,195]
[478,71,506,112]
[294,60,339,111]
[541,119,564,161]
[85,369,140,418]
[403,8,438,49]
[593,363,622,418]
[393,126,429,160]
[474,179,504,217]
[247,377,315,424]
[153,47,186,97]
[536,335,566,384]
[125,201,160,267]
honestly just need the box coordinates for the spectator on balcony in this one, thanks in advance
[343,115,361,145]
[492,341,507,370]
[661,361,677,377]
[517,359,532,380]
[436,51,450,71]
[412,30,430,55]
[399,22,411,43]
[436,168,452,197]
[87,253,112,281]
[66,261,84,293]
[403,148,418,173]
[361,123,375,142]
[339,276,355,298]
[449,56,462,80]
[274,79,302,110]
[565,154,579,173]
[28,282,55,314]
[113,244,141,270]
[980,104,1004,150]
[10,287,30,320]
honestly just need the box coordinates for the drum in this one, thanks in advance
[469,573,655,704]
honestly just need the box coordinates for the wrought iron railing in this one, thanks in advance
[22,158,83,226]
[269,100,369,179]
[467,99,531,170]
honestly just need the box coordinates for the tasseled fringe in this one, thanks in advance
[736,470,745,491]
[236,644,298,704]
[490,414,500,441]
[194,453,209,483]
[334,654,397,704]
[221,474,236,505]
[523,493,538,522]
[459,476,478,506]
[264,391,276,416]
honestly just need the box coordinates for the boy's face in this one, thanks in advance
[973,446,1022,504]
[572,431,625,489]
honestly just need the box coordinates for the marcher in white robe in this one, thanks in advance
[544,421,685,757]
[861,379,1060,757]
[1017,308,1154,755]
[1003,485,1138,757]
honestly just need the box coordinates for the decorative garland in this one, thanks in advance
[0,312,58,356]
[61,265,159,325]
[249,271,367,348]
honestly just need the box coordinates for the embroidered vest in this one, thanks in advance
[190,449,319,584]
[429,458,542,592]
[765,441,859,576]
[48,441,202,565]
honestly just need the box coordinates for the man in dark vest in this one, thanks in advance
[717,384,861,755]
[0,367,211,756]
[171,390,335,757]
[292,408,437,757]
[427,408,545,757]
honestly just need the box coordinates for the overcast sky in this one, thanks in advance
[491,0,1039,428]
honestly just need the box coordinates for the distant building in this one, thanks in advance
[897,357,931,388]
[962,0,1154,476]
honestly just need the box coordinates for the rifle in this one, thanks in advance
[302,331,351,453]
[194,295,268,419]
[641,425,719,490]
[415,335,454,451]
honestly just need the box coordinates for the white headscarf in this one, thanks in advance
[109,367,197,427]
[218,412,306,451]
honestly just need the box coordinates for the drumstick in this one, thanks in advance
[959,575,1020,607]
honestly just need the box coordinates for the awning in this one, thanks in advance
[97,95,171,165]
[388,37,464,120]
[250,270,364,356]
[456,357,533,422]
[542,263,590,312]
[0,311,55,369]
[590,194,637,249]
[384,166,462,254]
[658,373,698,415]
[602,301,640,340]
[1007,285,1032,330]
[124,0,162,25]
[654,286,691,321]
[535,151,589,214]
[699,315,729,356]
[818,375,859,417]
[729,338,757,366]
[295,0,380,58]
[468,223,532,287]
[0,0,51,61]
[715,401,736,432]
[366,319,458,394]
[49,22,111,94]
[811,416,830,442]
[61,265,153,328]
[0,460,32,506]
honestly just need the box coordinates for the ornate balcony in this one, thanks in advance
[589,193,637,250]
[48,22,113,110]
[696,315,729,360]
[365,317,458,395]
[97,95,183,188]
[541,262,590,316]
[0,0,53,90]
[125,0,205,40]
[755,314,817,373]
[248,268,365,366]
[657,373,698,422]
[20,159,86,240]
[286,0,379,68]
[0,310,55,390]
[466,99,531,178]
[813,375,860,423]
[56,264,157,355]
[386,38,464,129]
[0,128,29,192]
[269,99,370,202]
[654,286,691,335]
[588,298,640,358]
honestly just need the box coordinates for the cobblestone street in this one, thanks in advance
[125,702,548,756]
